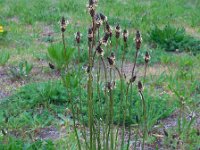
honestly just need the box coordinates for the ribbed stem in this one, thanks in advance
[97,57,102,150]
[139,91,147,150]
[131,49,139,77]
[62,32,68,69]
[77,43,88,149]
[88,40,93,150]
[143,63,148,83]
[121,42,127,73]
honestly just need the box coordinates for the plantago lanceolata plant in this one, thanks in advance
[48,1,152,149]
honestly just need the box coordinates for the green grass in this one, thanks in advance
[1,0,200,62]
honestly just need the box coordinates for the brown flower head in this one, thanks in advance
[107,54,115,67]
[129,75,136,83]
[86,65,93,74]
[87,0,98,17]
[135,30,142,50]
[144,51,150,63]
[115,24,121,39]
[106,81,116,90]
[88,27,93,42]
[99,13,107,22]
[49,63,55,70]
[60,17,69,32]
[75,31,82,44]
[96,43,104,56]
[101,32,110,46]
[138,81,143,92]
[89,0,98,6]
[105,22,112,37]
[123,29,129,43]
[94,14,103,29]
[163,129,169,137]
[197,129,200,136]
[87,3,96,17]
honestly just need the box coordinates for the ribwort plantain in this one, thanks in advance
[123,29,129,43]
[88,27,93,42]
[115,24,121,39]
[135,30,142,50]
[75,31,82,44]
[96,43,104,56]
[144,51,150,64]
[60,17,68,32]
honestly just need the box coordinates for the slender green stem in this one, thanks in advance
[71,102,82,150]
[131,49,139,77]
[100,56,108,150]
[109,88,114,150]
[143,63,148,83]
[62,73,81,150]
[77,43,88,149]
[88,40,93,150]
[108,67,114,150]
[62,32,68,70]
[97,57,102,150]
[62,32,66,58]
[116,38,119,57]
[139,91,147,150]
[121,42,126,73]
[125,83,131,150]
[114,66,125,149]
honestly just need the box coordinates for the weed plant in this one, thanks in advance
[9,60,33,79]
[0,51,10,66]
[148,24,200,54]
[44,1,174,149]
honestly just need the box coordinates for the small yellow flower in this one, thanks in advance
[0,26,4,33]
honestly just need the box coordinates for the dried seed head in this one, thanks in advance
[110,52,115,60]
[197,129,200,136]
[99,13,107,22]
[163,129,169,137]
[88,27,93,42]
[129,75,136,83]
[94,14,103,28]
[60,17,69,32]
[115,24,121,39]
[106,81,116,90]
[49,63,55,70]
[101,32,110,46]
[107,56,115,67]
[87,3,96,17]
[107,82,112,90]
[89,0,98,6]
[86,1,98,18]
[123,29,129,43]
[89,0,94,5]
[135,30,142,50]
[124,73,127,79]
[96,43,104,56]
[90,8,95,17]
[144,51,150,63]
[75,31,82,44]
[138,81,143,92]
[105,22,112,37]
[172,134,177,139]
[86,65,93,74]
